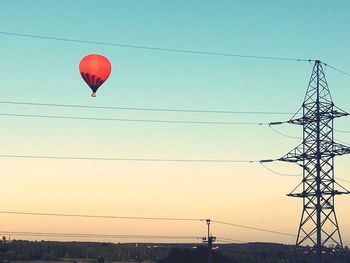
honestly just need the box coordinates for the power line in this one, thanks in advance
[0,31,313,62]
[0,210,297,239]
[4,230,347,246]
[336,177,350,184]
[260,161,350,184]
[0,112,268,125]
[0,211,294,239]
[268,124,301,140]
[0,154,258,163]
[215,240,240,244]
[268,123,350,143]
[323,63,350,78]
[216,237,247,243]
[0,100,297,116]
[0,211,205,221]
[0,230,201,240]
[5,210,347,243]
[260,159,350,187]
[2,153,320,178]
[335,129,350,134]
[212,220,296,238]
[259,162,301,177]
[0,152,344,183]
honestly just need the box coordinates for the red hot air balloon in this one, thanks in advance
[79,54,112,97]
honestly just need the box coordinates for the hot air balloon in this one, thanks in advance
[79,54,112,97]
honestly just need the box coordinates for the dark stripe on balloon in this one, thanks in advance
[80,73,90,86]
[86,73,92,86]
[80,72,104,92]
[96,77,104,87]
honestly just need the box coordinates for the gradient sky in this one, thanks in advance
[0,0,350,245]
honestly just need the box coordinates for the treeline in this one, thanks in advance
[221,243,350,263]
[160,244,350,263]
[0,240,168,261]
[0,240,349,263]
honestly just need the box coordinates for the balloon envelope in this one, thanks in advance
[79,54,112,96]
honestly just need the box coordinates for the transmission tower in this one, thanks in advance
[202,219,216,263]
[280,60,350,262]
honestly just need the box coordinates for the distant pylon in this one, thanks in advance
[280,60,350,263]
[202,219,216,263]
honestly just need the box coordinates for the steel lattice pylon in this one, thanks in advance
[280,60,350,262]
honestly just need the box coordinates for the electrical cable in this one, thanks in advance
[0,210,298,238]
[215,240,237,244]
[0,154,259,163]
[0,100,296,116]
[216,237,246,243]
[4,210,349,244]
[268,124,301,139]
[261,158,350,183]
[0,230,202,240]
[0,31,313,62]
[0,112,268,126]
[335,177,350,184]
[0,211,205,221]
[0,211,296,241]
[211,220,296,237]
[4,230,349,247]
[323,63,350,78]
[259,162,301,177]
[335,129,350,134]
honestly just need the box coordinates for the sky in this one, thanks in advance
[0,0,350,245]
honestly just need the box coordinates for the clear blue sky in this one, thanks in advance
[0,0,350,244]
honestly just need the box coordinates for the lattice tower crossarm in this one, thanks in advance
[279,61,350,262]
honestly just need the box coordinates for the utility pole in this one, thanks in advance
[280,60,350,262]
[202,219,216,263]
